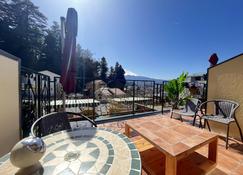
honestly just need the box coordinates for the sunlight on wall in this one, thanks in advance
[207,54,243,140]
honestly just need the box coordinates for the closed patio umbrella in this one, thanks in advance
[209,53,219,67]
[60,8,78,94]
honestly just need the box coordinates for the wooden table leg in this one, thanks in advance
[165,155,177,175]
[208,137,218,163]
[125,124,131,137]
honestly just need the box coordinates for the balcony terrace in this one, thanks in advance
[1,50,243,175]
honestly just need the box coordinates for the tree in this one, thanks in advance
[77,48,99,81]
[0,0,47,68]
[76,43,82,58]
[108,62,126,90]
[76,48,99,90]
[164,72,188,109]
[99,57,108,82]
[108,66,115,82]
[39,21,61,74]
[116,64,126,90]
[83,57,99,81]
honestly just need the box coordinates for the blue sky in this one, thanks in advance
[32,0,243,79]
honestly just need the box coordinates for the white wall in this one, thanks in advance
[0,50,20,156]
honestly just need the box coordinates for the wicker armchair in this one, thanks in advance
[170,98,201,124]
[31,112,97,137]
[199,99,242,149]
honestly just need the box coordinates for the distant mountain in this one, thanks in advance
[125,75,166,84]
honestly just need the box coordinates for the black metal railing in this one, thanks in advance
[21,67,51,137]
[20,68,207,136]
[51,78,161,119]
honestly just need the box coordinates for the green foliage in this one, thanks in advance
[0,0,47,67]
[164,72,188,109]
[108,66,115,81]
[108,62,126,90]
[77,46,99,80]
[99,57,108,82]
[76,47,99,90]
[39,21,61,74]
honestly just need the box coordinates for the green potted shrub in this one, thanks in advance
[164,72,189,109]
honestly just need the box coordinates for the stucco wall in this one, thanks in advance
[207,54,243,139]
[0,51,20,156]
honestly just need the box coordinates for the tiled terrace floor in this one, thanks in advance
[98,113,243,175]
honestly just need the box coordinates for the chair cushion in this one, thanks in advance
[70,121,93,129]
[202,115,235,124]
[40,112,71,137]
[172,98,199,117]
[173,110,195,116]
[185,98,199,113]
[216,101,234,117]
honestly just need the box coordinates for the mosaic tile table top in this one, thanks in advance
[0,127,141,175]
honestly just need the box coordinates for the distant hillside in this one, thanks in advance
[125,75,166,84]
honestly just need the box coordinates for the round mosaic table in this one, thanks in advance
[0,127,141,175]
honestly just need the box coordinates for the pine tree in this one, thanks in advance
[99,57,108,82]
[116,64,126,90]
[108,62,126,89]
[39,21,61,74]
[0,0,47,68]
[77,48,99,82]
[108,66,115,82]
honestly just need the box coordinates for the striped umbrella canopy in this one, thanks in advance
[60,8,78,94]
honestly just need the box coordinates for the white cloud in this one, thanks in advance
[124,69,138,76]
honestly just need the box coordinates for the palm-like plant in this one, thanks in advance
[164,72,188,109]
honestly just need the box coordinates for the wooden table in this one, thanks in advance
[0,128,141,175]
[125,116,218,175]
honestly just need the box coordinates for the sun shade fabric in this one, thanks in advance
[209,53,219,66]
[60,8,78,94]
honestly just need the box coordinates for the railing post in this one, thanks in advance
[152,81,155,111]
[27,75,31,106]
[48,77,51,113]
[159,84,162,111]
[144,81,146,99]
[37,74,41,118]
[53,77,57,112]
[160,83,162,105]
[132,81,135,114]
[156,84,159,104]
[161,81,165,114]
[92,80,95,121]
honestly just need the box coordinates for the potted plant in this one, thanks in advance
[164,72,188,109]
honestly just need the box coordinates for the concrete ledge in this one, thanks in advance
[95,110,170,124]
